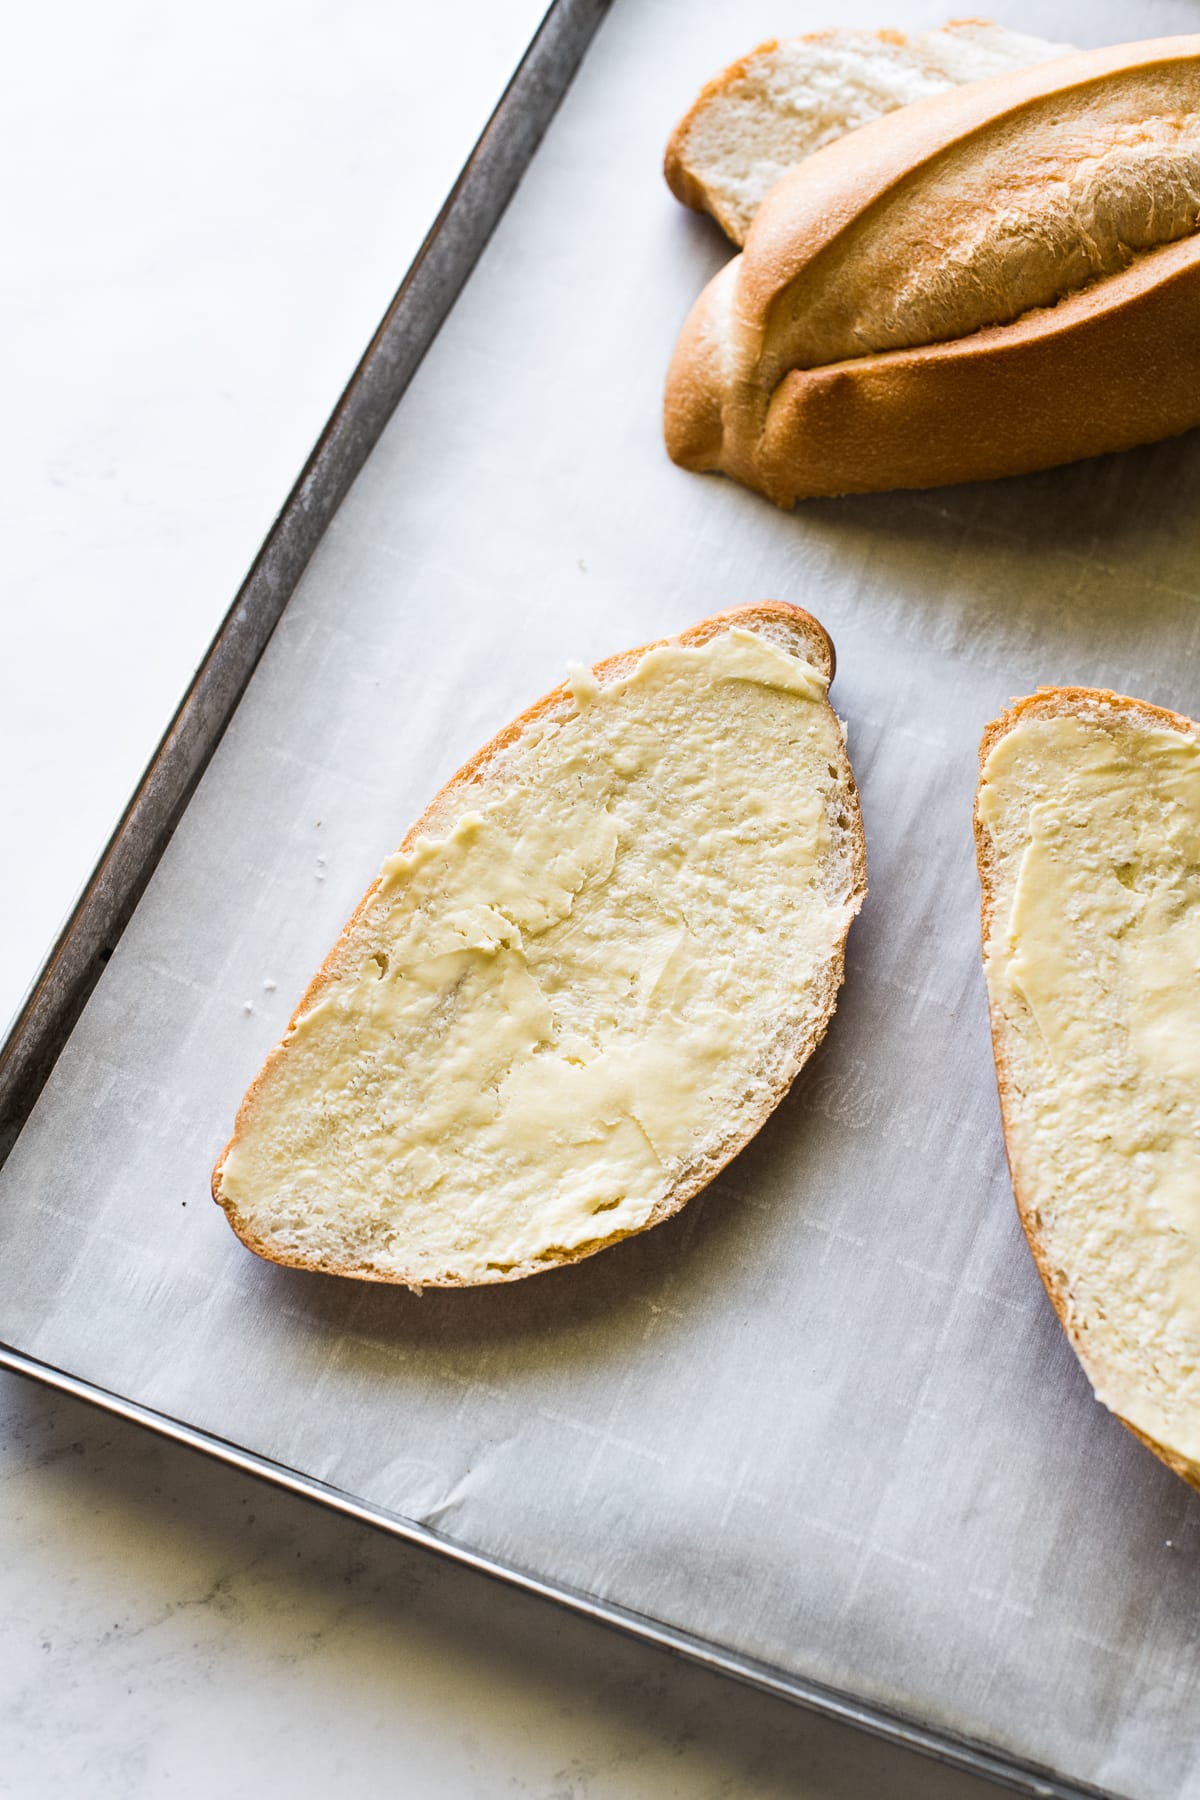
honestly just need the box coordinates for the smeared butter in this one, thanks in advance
[219,628,857,1283]
[979,710,1200,1452]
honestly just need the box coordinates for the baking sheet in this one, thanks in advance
[5,0,1200,1792]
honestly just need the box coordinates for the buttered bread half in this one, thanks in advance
[213,604,866,1288]
[976,689,1200,1489]
[666,36,1200,504]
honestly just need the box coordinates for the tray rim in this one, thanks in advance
[0,0,611,1162]
[0,4,1128,1794]
[2,1341,1110,1800]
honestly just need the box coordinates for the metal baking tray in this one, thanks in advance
[5,3,1200,1795]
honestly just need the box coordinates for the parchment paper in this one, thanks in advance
[6,1,1200,1792]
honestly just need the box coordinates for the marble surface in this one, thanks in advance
[2,0,547,1033]
[0,4,1003,1794]
[2,1377,1003,1799]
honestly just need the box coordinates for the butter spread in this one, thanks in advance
[219,628,858,1283]
[979,710,1200,1452]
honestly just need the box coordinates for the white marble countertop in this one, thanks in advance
[1,4,1001,1793]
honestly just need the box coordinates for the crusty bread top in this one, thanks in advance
[976,687,1200,1491]
[213,603,866,1289]
[740,35,1200,386]
[664,18,1070,246]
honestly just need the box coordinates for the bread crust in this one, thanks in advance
[975,687,1200,1491]
[666,36,1200,505]
[213,603,866,1288]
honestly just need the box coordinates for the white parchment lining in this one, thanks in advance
[5,3,1200,1793]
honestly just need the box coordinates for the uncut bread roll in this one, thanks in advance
[213,603,866,1289]
[976,688,1200,1490]
[665,36,1200,506]
[664,18,1069,246]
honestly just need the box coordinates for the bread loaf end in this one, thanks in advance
[664,262,736,473]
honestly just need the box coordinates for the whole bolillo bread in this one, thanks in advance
[212,603,866,1289]
[665,36,1200,506]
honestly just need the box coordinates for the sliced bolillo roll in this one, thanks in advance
[665,37,1200,506]
[976,687,1200,1490]
[664,19,1070,247]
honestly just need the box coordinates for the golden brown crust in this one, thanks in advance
[732,40,1190,326]
[756,238,1200,504]
[213,602,865,1288]
[666,36,1200,505]
[975,687,1200,1489]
